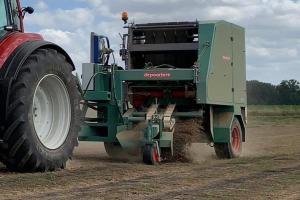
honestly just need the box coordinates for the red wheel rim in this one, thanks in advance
[152,145,160,163]
[231,125,241,153]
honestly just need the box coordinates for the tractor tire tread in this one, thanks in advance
[0,48,82,172]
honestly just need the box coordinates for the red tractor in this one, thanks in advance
[0,0,81,172]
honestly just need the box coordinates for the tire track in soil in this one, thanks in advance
[147,164,300,200]
[0,162,208,199]
[16,157,300,200]
[0,124,300,199]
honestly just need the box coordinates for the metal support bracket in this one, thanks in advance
[123,108,134,118]
[163,104,176,130]
[194,67,199,84]
[146,104,158,121]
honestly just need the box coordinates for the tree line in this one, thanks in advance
[247,79,300,105]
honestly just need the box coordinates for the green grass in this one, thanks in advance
[248,105,300,116]
[248,105,300,126]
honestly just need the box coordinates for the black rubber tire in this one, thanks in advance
[214,117,243,159]
[0,48,81,172]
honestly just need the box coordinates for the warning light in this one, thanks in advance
[122,11,128,24]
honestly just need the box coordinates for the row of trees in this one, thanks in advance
[247,79,300,105]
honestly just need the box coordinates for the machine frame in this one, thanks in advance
[80,20,247,164]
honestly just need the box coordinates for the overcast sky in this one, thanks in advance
[24,0,300,84]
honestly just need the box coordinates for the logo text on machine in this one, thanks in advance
[144,73,172,78]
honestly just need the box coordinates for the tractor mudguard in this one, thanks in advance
[0,40,74,80]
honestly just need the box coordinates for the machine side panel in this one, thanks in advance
[197,23,215,104]
[232,25,247,105]
[207,21,233,105]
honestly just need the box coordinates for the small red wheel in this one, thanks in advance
[231,124,242,155]
[143,143,160,165]
[151,144,160,164]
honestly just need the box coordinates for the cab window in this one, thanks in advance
[10,0,21,30]
[0,1,8,29]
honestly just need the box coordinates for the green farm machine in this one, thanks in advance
[0,1,246,172]
[80,18,247,164]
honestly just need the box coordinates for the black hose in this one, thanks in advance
[82,71,108,97]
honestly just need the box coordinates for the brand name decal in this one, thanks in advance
[222,56,231,61]
[144,73,171,78]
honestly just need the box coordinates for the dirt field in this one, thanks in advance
[0,111,299,199]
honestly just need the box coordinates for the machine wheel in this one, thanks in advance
[214,117,242,159]
[0,48,81,172]
[143,143,160,165]
[104,142,129,159]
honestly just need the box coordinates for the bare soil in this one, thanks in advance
[0,116,299,200]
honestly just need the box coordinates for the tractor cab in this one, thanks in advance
[0,0,22,36]
[0,0,36,67]
[0,0,34,39]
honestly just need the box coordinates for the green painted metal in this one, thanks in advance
[116,107,174,153]
[207,22,233,104]
[79,20,247,156]
[127,116,145,122]
[144,121,160,144]
[213,127,231,143]
[131,111,203,118]
[79,126,114,142]
[197,21,246,107]
[85,91,111,101]
[197,23,216,104]
[80,102,122,142]
[159,131,173,148]
[84,64,111,101]
[232,25,247,105]
[116,69,195,81]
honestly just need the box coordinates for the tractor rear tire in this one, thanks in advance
[214,117,242,159]
[0,48,81,172]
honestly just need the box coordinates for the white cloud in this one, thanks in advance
[35,1,48,10]
[208,6,244,21]
[38,28,91,74]
[25,0,300,84]
[249,46,271,57]
[39,29,73,46]
[286,48,298,58]
[27,8,96,30]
